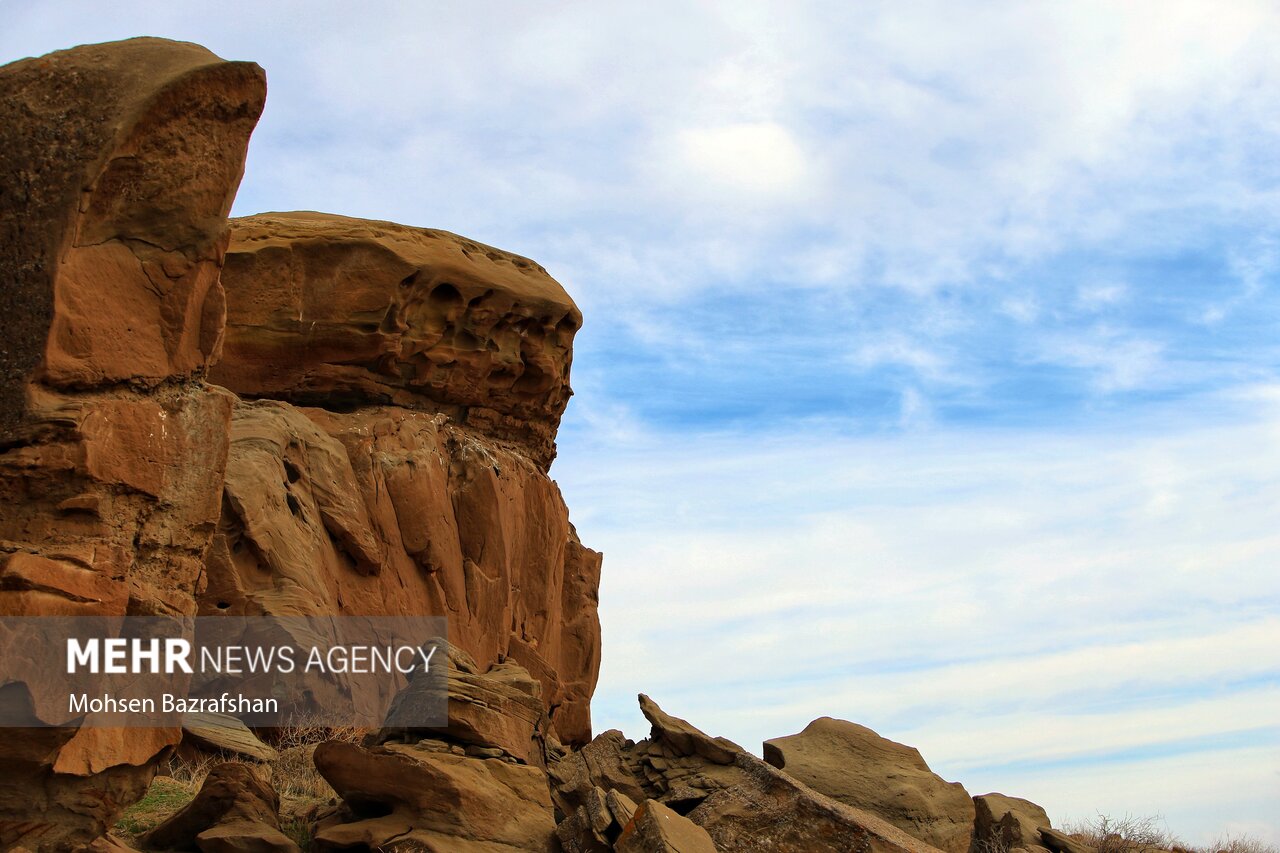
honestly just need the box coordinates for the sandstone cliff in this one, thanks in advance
[0,38,265,850]
[0,37,600,851]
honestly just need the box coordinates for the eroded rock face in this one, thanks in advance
[202,399,602,745]
[1,32,605,853]
[199,218,601,745]
[0,37,265,850]
[209,211,583,469]
[764,717,975,853]
[0,38,264,435]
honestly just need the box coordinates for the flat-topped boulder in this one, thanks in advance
[209,211,583,468]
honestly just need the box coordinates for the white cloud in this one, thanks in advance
[672,122,809,199]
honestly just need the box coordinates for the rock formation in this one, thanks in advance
[0,37,264,851]
[0,36,599,851]
[973,793,1057,853]
[202,211,601,746]
[138,762,298,852]
[550,695,947,853]
[764,717,976,853]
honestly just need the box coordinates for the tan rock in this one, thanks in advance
[639,693,743,766]
[616,799,717,853]
[549,729,649,818]
[383,646,546,765]
[1041,827,1097,853]
[974,793,1054,853]
[553,696,944,853]
[210,211,583,469]
[182,713,279,762]
[313,740,555,851]
[764,717,975,853]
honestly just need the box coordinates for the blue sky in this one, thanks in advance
[4,0,1279,843]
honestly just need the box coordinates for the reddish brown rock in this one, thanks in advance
[382,645,548,765]
[764,717,975,853]
[202,397,601,745]
[139,761,299,852]
[615,799,716,853]
[0,38,264,435]
[0,36,264,851]
[209,211,583,469]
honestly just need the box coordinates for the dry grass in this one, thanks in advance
[268,721,365,802]
[111,724,368,850]
[112,776,199,842]
[1063,815,1277,853]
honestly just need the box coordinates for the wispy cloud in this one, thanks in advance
[559,392,1280,841]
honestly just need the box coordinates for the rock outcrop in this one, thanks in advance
[0,36,600,851]
[313,739,557,851]
[550,695,947,853]
[764,717,975,853]
[0,37,265,851]
[209,211,581,470]
[200,214,602,746]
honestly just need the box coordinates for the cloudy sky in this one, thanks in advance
[4,0,1279,843]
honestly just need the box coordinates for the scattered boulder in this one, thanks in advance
[1041,827,1098,853]
[616,799,716,853]
[764,717,975,853]
[974,793,1054,853]
[551,695,945,853]
[139,762,299,852]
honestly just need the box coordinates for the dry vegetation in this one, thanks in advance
[111,724,368,850]
[1062,814,1278,853]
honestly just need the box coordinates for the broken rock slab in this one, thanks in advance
[312,739,556,851]
[615,799,716,853]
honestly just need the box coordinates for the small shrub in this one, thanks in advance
[1064,814,1175,853]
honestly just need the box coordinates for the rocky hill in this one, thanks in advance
[0,37,1103,853]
